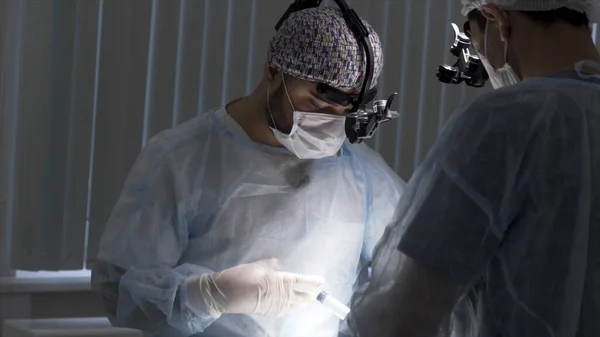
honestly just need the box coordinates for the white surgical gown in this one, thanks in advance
[350,62,600,337]
[91,107,405,337]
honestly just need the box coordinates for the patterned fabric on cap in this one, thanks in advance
[461,0,600,22]
[267,6,383,90]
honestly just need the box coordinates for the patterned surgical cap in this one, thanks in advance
[267,6,383,90]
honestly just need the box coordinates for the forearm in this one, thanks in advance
[349,257,460,337]
[92,260,216,335]
[391,260,458,336]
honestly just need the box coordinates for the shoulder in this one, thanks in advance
[346,142,392,173]
[346,142,406,193]
[450,79,595,155]
[458,79,584,131]
[129,112,215,181]
[437,82,558,156]
[433,81,582,172]
[460,85,545,126]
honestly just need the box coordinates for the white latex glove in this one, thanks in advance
[198,258,325,317]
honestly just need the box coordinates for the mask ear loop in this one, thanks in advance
[484,19,490,58]
[269,73,299,136]
[266,85,278,129]
[280,73,302,134]
[503,28,509,65]
[484,19,510,67]
[281,73,297,112]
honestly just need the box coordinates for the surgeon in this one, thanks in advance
[346,1,600,337]
[91,6,405,337]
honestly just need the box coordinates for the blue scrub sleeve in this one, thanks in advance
[397,98,539,285]
[91,141,216,336]
[397,169,502,284]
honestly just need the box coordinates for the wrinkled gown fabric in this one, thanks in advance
[91,107,405,337]
[349,62,600,337]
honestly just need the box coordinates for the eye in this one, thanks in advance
[311,100,327,110]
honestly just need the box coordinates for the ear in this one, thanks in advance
[263,64,278,83]
[480,5,510,42]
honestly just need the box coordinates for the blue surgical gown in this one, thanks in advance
[349,61,600,337]
[91,107,405,337]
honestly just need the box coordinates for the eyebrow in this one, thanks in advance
[311,92,348,109]
[309,97,329,109]
[308,92,329,105]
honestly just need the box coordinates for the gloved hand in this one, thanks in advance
[198,258,325,317]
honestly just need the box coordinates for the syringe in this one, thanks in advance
[316,291,350,320]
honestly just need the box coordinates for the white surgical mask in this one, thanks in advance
[479,19,520,89]
[267,74,346,159]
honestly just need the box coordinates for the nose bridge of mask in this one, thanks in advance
[295,111,346,139]
[279,73,345,134]
[271,75,346,159]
